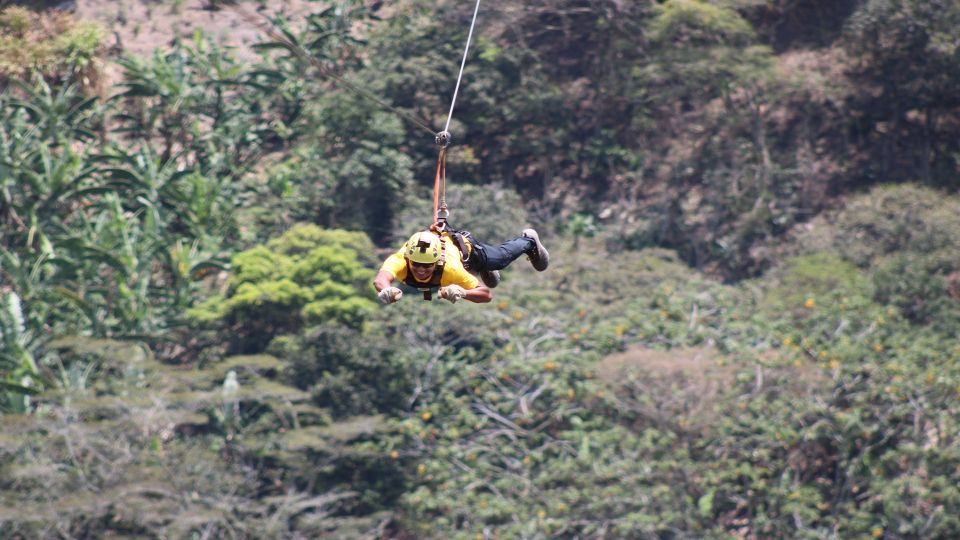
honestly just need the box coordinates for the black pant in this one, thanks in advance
[468,236,535,271]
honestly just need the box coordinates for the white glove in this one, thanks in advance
[439,284,466,304]
[378,287,403,304]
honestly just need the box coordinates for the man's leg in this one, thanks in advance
[471,232,548,271]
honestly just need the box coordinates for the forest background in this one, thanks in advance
[1,0,960,538]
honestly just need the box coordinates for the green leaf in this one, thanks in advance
[0,380,39,395]
[697,489,714,517]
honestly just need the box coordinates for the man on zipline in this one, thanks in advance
[373,227,549,304]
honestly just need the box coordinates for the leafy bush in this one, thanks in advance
[268,324,407,418]
[801,184,960,329]
[188,224,377,352]
[758,253,873,324]
[0,336,398,539]
[832,184,960,267]
[872,251,960,328]
[0,7,105,88]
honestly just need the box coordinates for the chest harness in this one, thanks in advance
[401,231,476,301]
[401,235,447,301]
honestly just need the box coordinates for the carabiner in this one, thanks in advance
[435,130,452,148]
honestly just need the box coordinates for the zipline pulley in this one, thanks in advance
[435,130,452,148]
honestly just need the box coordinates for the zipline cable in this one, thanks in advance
[434,0,483,229]
[443,0,483,134]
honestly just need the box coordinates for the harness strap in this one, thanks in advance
[446,229,473,271]
[432,143,449,231]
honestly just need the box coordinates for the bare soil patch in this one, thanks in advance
[71,0,323,86]
[596,345,723,387]
[597,345,732,429]
[76,0,319,58]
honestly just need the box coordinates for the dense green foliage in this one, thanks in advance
[2,0,960,538]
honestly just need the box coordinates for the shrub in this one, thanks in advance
[188,224,377,352]
[872,250,960,328]
[0,8,105,89]
[833,184,960,268]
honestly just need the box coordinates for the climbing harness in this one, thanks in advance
[445,227,475,271]
[422,0,484,294]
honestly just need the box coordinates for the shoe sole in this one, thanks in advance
[522,229,549,271]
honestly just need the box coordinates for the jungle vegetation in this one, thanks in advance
[1,0,960,538]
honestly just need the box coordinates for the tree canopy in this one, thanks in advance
[1,0,959,537]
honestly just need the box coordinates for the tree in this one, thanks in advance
[0,336,396,538]
[843,0,960,188]
[188,224,378,353]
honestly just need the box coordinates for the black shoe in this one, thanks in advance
[522,228,549,271]
[479,269,501,288]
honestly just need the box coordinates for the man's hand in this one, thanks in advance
[378,286,403,304]
[439,284,466,304]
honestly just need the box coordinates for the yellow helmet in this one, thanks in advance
[403,231,442,264]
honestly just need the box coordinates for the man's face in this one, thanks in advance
[409,260,437,281]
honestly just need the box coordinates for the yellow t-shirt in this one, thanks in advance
[380,236,479,289]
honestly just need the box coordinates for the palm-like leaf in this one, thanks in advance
[8,78,99,142]
[6,144,101,258]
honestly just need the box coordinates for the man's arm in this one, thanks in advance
[438,259,491,304]
[441,283,492,304]
[374,270,403,304]
[463,285,492,303]
[373,270,395,293]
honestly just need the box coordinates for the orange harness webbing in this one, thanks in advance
[432,132,451,232]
